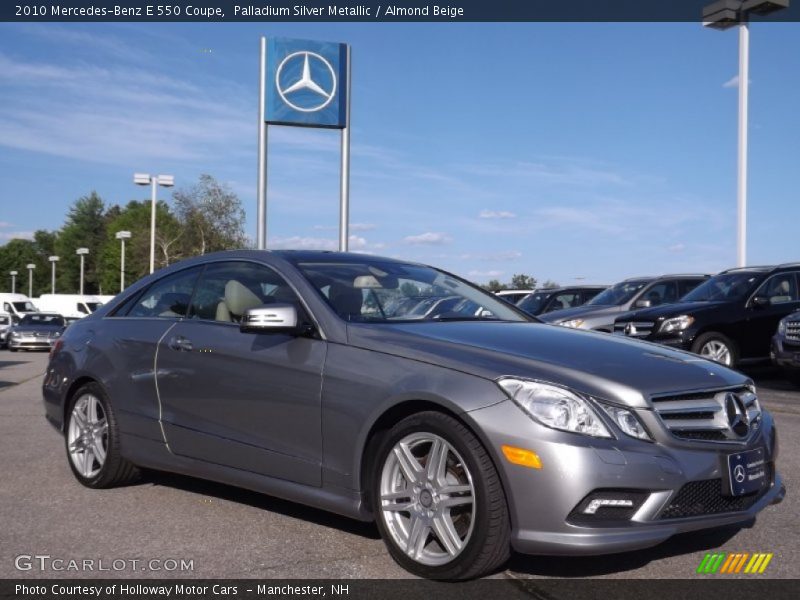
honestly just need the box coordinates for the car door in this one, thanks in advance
[741,272,800,359]
[155,260,326,487]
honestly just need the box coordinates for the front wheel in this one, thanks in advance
[65,382,140,488]
[692,332,738,367]
[372,411,510,580]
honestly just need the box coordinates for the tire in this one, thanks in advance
[9,348,18,352]
[65,382,140,488]
[692,332,738,368]
[371,411,510,580]
[786,370,800,388]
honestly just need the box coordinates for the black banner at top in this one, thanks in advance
[3,0,800,23]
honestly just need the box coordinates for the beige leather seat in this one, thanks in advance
[215,280,263,322]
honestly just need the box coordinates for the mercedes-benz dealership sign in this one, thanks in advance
[266,38,348,128]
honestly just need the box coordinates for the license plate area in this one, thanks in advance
[726,447,767,497]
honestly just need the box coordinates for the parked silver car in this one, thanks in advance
[43,251,783,579]
[7,312,65,351]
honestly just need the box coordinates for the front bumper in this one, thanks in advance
[771,335,800,371]
[467,399,782,556]
[8,336,57,350]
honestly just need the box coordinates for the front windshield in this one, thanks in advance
[587,280,648,306]
[517,292,548,314]
[682,272,761,302]
[19,314,65,327]
[13,302,35,312]
[296,261,528,323]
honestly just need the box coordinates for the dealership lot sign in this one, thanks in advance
[266,38,348,129]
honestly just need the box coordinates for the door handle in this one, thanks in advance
[168,336,193,352]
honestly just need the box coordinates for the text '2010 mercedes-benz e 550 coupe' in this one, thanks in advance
[43,251,784,580]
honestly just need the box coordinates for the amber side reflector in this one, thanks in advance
[501,445,542,469]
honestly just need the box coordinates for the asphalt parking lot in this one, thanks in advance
[1,350,798,580]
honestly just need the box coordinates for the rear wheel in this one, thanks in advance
[786,370,800,388]
[372,411,510,580]
[692,332,737,368]
[65,382,140,488]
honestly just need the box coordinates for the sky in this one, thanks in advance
[0,21,799,285]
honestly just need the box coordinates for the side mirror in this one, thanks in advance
[750,296,769,309]
[634,299,651,308]
[241,303,298,334]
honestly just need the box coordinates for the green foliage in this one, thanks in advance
[510,273,537,290]
[1,175,247,296]
[540,279,560,289]
[485,279,507,292]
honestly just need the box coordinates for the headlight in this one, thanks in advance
[9,331,19,338]
[52,331,61,338]
[559,319,585,329]
[778,319,787,336]
[497,378,611,438]
[599,404,652,441]
[658,315,694,333]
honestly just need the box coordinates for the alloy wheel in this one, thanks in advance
[67,394,108,479]
[700,340,732,366]
[379,432,476,566]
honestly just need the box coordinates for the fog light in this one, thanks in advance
[583,498,634,514]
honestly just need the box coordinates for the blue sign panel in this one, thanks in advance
[266,38,348,129]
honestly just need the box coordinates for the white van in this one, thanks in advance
[35,294,103,320]
[0,293,38,322]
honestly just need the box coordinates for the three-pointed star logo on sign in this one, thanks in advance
[276,51,337,113]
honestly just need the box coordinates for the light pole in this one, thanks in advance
[9,271,17,294]
[703,0,789,267]
[48,256,59,294]
[134,173,174,274]
[76,248,89,295]
[26,264,36,298]
[115,230,132,292]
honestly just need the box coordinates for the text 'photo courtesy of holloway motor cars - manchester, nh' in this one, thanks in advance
[1,0,800,597]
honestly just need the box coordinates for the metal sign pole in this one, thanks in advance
[257,36,268,250]
[338,44,352,252]
[737,20,749,268]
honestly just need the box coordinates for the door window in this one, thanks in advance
[125,268,201,318]
[678,279,704,298]
[642,281,678,306]
[755,273,799,305]
[550,293,579,311]
[188,261,301,323]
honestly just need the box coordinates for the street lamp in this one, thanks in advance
[9,271,17,294]
[26,263,36,298]
[76,248,89,295]
[115,230,132,292]
[48,256,59,294]
[703,0,790,267]
[134,173,174,274]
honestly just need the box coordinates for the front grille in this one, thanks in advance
[786,320,800,344]
[659,465,773,519]
[613,320,655,338]
[651,387,761,443]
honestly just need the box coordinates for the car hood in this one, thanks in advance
[347,321,746,408]
[538,304,622,323]
[619,300,730,322]
[12,324,63,334]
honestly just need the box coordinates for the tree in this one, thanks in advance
[510,273,537,290]
[540,279,560,289]
[97,200,181,293]
[173,174,247,257]
[55,192,107,294]
[485,279,508,292]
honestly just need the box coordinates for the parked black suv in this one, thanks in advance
[772,311,800,385]
[615,264,800,368]
[516,286,606,316]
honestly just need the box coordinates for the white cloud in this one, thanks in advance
[0,231,35,242]
[468,270,504,278]
[479,210,517,219]
[723,75,751,89]
[403,232,452,246]
[0,221,14,228]
[350,223,377,232]
[269,235,368,251]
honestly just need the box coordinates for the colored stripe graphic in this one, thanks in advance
[696,552,773,574]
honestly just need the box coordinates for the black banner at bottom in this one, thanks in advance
[1,579,799,600]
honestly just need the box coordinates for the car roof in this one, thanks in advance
[273,250,414,265]
[621,274,709,282]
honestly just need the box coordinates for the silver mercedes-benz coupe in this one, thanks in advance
[43,250,784,579]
